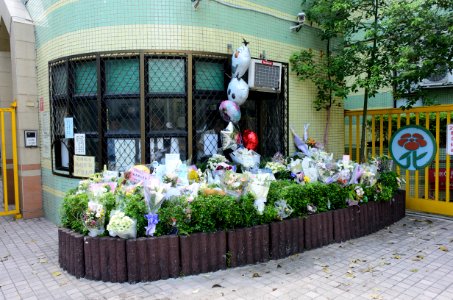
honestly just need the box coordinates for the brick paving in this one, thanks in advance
[1,214,453,300]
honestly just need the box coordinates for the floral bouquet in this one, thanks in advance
[187,165,203,183]
[107,210,137,239]
[372,155,394,173]
[265,161,287,174]
[206,154,232,171]
[346,184,366,206]
[359,163,378,187]
[245,173,275,214]
[83,201,106,237]
[143,177,168,236]
[221,170,248,198]
[275,200,293,220]
[163,172,180,187]
[230,147,260,171]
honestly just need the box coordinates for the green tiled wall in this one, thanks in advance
[25,0,347,224]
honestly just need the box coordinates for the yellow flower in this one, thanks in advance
[304,176,310,183]
[188,169,199,182]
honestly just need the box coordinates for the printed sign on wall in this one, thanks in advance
[74,133,86,155]
[64,117,74,139]
[447,124,453,155]
[389,125,437,171]
[73,155,95,177]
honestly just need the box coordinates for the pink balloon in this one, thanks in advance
[219,100,241,123]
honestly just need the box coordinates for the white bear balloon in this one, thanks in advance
[231,39,251,79]
[227,77,249,106]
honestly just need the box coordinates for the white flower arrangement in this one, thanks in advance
[207,154,230,171]
[265,161,287,174]
[107,211,137,239]
[230,148,260,169]
[83,201,106,237]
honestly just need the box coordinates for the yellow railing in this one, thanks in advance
[345,105,453,217]
[0,102,21,219]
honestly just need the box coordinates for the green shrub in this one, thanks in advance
[98,192,116,229]
[324,183,349,209]
[61,193,88,234]
[155,197,192,236]
[122,193,148,237]
[279,185,310,217]
[376,171,399,202]
[267,180,297,206]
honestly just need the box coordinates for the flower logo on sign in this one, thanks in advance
[390,125,436,171]
[397,133,428,169]
[398,133,427,150]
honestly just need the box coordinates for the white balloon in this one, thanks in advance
[232,43,251,79]
[227,78,249,106]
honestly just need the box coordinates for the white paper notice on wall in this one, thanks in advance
[73,155,95,178]
[447,124,453,155]
[64,117,74,139]
[74,133,86,155]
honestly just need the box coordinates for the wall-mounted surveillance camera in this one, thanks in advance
[297,12,306,24]
[192,0,200,9]
[290,24,303,32]
[290,12,305,32]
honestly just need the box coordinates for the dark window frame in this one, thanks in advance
[49,51,288,178]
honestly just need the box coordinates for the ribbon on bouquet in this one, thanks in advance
[145,213,159,236]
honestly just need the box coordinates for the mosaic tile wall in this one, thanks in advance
[24,0,345,224]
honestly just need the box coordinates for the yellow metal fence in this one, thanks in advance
[345,104,453,217]
[0,103,21,219]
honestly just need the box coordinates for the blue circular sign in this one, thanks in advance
[389,125,437,171]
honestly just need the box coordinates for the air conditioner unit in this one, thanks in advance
[248,59,282,93]
[420,67,453,87]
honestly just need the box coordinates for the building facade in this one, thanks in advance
[1,0,345,223]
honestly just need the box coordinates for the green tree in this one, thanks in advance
[289,0,353,150]
[293,0,452,162]
[381,0,453,106]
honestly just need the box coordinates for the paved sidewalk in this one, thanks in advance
[1,214,453,300]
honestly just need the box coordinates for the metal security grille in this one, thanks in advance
[146,55,188,164]
[192,55,228,162]
[49,51,288,177]
[258,65,288,156]
[102,54,141,172]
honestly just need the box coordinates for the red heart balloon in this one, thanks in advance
[242,129,258,151]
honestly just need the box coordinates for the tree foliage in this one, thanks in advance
[292,0,453,162]
[289,0,354,149]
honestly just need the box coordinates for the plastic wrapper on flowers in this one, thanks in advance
[106,210,137,239]
[245,173,275,214]
[221,170,249,198]
[83,200,106,237]
[275,200,293,220]
[264,161,286,174]
[231,148,260,171]
[143,177,168,236]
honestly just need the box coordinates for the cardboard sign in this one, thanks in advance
[129,168,152,184]
[73,155,95,177]
[89,182,117,193]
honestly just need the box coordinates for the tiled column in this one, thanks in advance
[1,0,42,218]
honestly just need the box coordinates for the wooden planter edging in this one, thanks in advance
[180,231,226,276]
[304,211,334,250]
[270,217,304,259]
[126,236,180,283]
[58,191,406,282]
[228,224,269,267]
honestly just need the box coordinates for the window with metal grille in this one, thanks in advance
[49,52,288,177]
